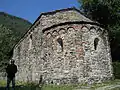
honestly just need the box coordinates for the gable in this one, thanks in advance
[39,7,93,30]
[14,7,99,49]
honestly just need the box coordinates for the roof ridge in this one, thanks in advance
[40,7,82,16]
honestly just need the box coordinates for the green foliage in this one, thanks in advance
[0,12,32,71]
[78,0,120,26]
[112,62,120,79]
[0,80,6,86]
[0,12,32,35]
[42,85,74,90]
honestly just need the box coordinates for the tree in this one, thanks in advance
[78,0,120,26]
[78,0,120,61]
[0,24,16,71]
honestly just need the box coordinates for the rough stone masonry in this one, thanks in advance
[12,7,113,84]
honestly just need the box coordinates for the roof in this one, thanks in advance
[28,7,94,31]
[13,7,101,49]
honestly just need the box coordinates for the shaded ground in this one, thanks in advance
[0,87,5,90]
[1,80,120,90]
[74,80,120,90]
[74,85,120,90]
[1,84,120,90]
[0,86,41,90]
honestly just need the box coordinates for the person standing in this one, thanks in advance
[6,59,17,90]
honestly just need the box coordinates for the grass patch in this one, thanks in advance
[0,80,6,86]
[0,79,120,90]
[42,85,74,90]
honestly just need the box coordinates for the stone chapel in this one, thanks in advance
[12,7,113,84]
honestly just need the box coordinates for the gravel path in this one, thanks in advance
[96,84,120,90]
[74,83,120,90]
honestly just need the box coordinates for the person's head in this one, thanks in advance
[10,59,15,64]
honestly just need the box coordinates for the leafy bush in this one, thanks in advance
[112,62,120,79]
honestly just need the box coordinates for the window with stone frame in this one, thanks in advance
[29,34,32,50]
[94,38,99,50]
[56,38,63,52]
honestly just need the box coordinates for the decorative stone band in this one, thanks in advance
[42,21,104,33]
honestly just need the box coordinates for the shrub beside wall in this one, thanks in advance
[112,62,120,79]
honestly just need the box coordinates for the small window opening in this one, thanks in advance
[57,38,63,51]
[29,34,32,50]
[30,34,32,39]
[94,38,99,50]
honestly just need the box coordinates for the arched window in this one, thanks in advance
[29,34,32,50]
[57,38,63,52]
[94,38,99,50]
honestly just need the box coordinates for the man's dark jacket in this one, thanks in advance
[6,64,17,79]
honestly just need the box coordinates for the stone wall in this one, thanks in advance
[12,8,113,84]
